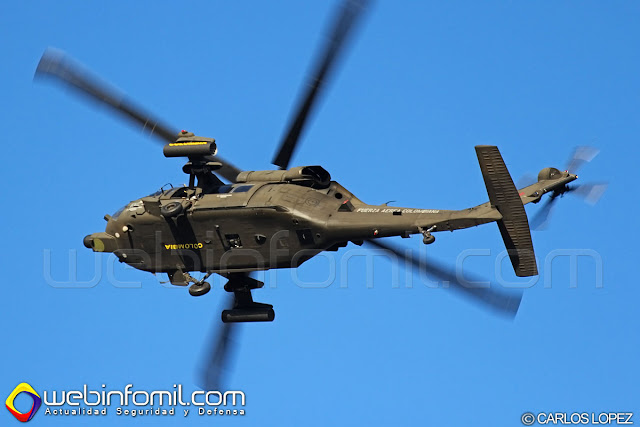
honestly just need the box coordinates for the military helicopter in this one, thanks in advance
[36,0,603,387]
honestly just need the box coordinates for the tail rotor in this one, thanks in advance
[530,146,607,230]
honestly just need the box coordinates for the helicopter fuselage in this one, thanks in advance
[84,171,500,277]
[82,162,576,288]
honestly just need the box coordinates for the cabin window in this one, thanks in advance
[232,185,253,193]
[225,234,242,248]
[212,185,233,194]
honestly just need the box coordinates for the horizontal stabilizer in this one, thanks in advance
[476,146,538,277]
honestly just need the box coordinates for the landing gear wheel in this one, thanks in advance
[418,225,436,245]
[189,281,211,297]
[422,234,435,245]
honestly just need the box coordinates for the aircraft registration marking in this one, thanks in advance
[355,208,440,214]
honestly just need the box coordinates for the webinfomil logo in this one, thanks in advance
[6,383,42,422]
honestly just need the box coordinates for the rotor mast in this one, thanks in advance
[163,130,227,191]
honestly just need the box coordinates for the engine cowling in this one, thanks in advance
[236,165,331,188]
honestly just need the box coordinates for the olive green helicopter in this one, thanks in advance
[35,0,605,389]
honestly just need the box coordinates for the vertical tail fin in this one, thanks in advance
[475,146,538,277]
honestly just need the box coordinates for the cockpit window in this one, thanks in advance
[232,185,253,193]
[170,188,189,198]
[112,205,126,219]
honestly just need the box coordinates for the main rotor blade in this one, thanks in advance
[36,48,244,182]
[366,239,522,318]
[35,48,179,143]
[205,154,243,184]
[200,293,238,391]
[272,0,370,169]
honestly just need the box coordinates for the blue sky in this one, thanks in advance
[1,1,639,426]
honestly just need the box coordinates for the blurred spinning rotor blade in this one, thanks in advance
[529,197,558,231]
[35,48,244,182]
[205,154,243,184]
[200,293,238,391]
[366,239,522,318]
[35,48,179,143]
[571,182,608,205]
[566,146,599,174]
[272,0,371,169]
[531,183,607,231]
[530,146,607,230]
[515,173,537,189]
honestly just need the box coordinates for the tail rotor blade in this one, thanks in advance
[566,146,599,174]
[516,173,537,189]
[365,239,522,318]
[272,0,370,169]
[570,182,608,205]
[529,196,558,231]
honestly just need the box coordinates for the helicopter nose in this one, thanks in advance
[82,232,117,252]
